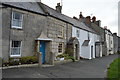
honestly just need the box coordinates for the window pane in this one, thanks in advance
[12,41,21,47]
[58,43,63,53]
[11,41,21,56]
[13,12,22,20]
[13,20,19,27]
[12,12,22,27]
[11,47,21,55]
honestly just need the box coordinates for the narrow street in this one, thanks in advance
[2,54,118,78]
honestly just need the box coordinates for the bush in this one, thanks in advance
[2,56,38,66]
[67,56,75,62]
[64,48,74,56]
[20,56,38,64]
[9,60,20,66]
[56,54,75,62]
[56,54,64,58]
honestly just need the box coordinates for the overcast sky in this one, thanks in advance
[42,0,119,35]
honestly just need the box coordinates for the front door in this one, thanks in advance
[40,41,46,64]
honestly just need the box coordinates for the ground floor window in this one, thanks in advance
[10,41,21,57]
[58,43,63,54]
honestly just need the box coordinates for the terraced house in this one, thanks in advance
[0,2,119,66]
[72,14,101,59]
[1,2,73,64]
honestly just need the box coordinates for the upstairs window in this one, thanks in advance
[58,25,64,38]
[12,11,23,29]
[76,29,80,38]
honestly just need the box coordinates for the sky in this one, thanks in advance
[41,0,119,35]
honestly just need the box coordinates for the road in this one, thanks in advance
[2,54,119,78]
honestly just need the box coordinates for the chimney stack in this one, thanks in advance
[79,12,84,22]
[79,12,83,19]
[85,16,91,25]
[95,20,101,27]
[104,26,107,29]
[56,3,62,13]
[113,33,117,36]
[92,16,96,23]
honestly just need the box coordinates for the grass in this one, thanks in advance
[107,58,120,79]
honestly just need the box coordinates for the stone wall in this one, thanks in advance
[47,16,72,57]
[2,7,72,62]
[2,7,46,62]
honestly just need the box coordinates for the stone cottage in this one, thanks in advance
[1,2,73,64]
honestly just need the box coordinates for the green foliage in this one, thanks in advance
[57,53,75,62]
[66,56,75,62]
[56,54,64,58]
[107,58,120,79]
[20,56,38,64]
[2,56,38,66]
[9,60,20,66]
[64,48,74,56]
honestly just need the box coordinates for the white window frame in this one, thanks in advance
[11,11,23,29]
[10,40,22,57]
[58,25,64,38]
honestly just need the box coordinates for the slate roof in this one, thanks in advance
[40,2,96,33]
[2,2,97,34]
[91,23,104,35]
[1,2,45,15]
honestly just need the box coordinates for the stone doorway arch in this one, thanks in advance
[67,37,80,60]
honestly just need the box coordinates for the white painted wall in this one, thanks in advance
[72,25,100,59]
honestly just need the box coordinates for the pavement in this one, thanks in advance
[2,54,119,78]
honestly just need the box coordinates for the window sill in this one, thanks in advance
[58,53,63,55]
[58,36,64,39]
[10,55,21,58]
[11,26,23,30]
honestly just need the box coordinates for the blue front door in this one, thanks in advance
[40,41,46,64]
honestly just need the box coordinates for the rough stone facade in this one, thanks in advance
[2,7,47,62]
[1,4,72,63]
[46,16,72,58]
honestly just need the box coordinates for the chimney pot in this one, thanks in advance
[79,12,83,18]
[56,3,62,13]
[92,16,96,22]
[113,33,117,35]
